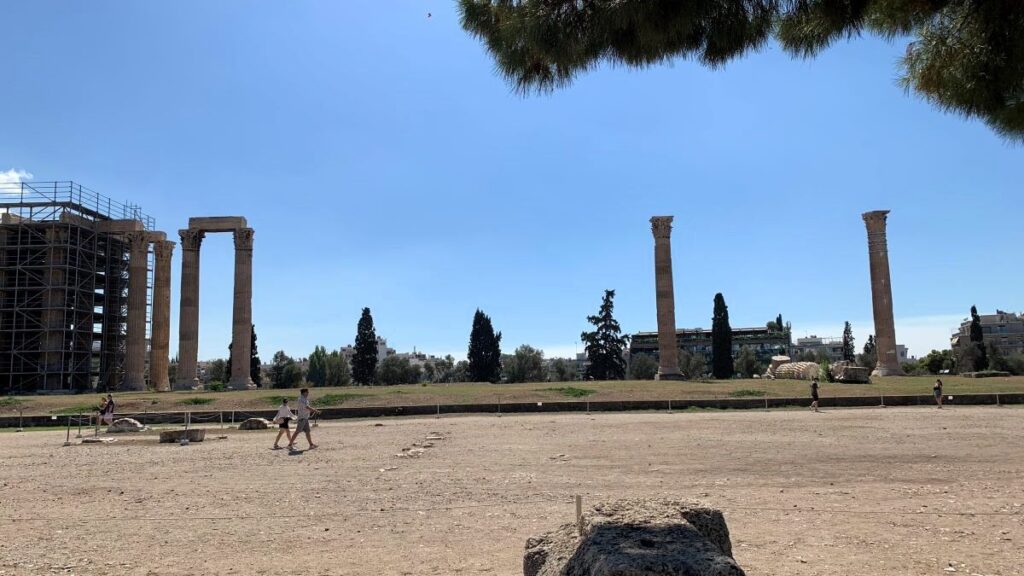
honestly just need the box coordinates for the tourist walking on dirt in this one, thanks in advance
[289,388,320,450]
[272,398,295,449]
[810,378,820,412]
[933,379,944,409]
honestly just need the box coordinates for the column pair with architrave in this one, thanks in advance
[174,219,255,390]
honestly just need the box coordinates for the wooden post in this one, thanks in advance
[575,494,583,537]
[17,408,23,432]
[497,395,501,418]
[76,413,83,438]
[63,416,72,446]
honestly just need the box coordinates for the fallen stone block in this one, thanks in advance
[106,418,146,433]
[159,429,206,443]
[238,418,271,430]
[524,499,746,576]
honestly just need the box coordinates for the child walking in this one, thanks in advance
[272,398,295,449]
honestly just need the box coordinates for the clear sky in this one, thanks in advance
[1,1,1020,362]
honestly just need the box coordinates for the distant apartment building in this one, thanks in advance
[630,327,790,365]
[951,310,1024,356]
[339,336,395,363]
[789,335,911,364]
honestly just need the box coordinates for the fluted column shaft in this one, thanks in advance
[175,229,203,389]
[863,211,901,377]
[150,240,175,391]
[122,231,149,391]
[228,228,255,389]
[651,216,683,380]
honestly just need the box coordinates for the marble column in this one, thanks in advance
[862,210,901,377]
[651,216,683,380]
[150,239,175,391]
[228,228,255,390]
[122,231,149,391]
[175,229,204,390]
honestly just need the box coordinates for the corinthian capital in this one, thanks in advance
[650,216,674,240]
[234,227,254,250]
[153,240,176,261]
[862,210,890,231]
[126,230,149,252]
[179,228,205,251]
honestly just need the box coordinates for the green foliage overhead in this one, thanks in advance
[581,290,630,381]
[468,309,503,383]
[352,308,379,385]
[711,293,734,379]
[459,0,1024,140]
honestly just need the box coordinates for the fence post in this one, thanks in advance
[220,411,224,428]
[76,413,83,438]
[436,403,440,419]
[17,408,23,432]
[181,412,190,446]
[63,416,72,446]
[996,393,1000,406]
[668,399,672,414]
[497,395,501,418]
[880,393,885,407]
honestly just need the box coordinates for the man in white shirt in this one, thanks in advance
[289,388,319,450]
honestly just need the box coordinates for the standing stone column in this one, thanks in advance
[122,231,149,391]
[175,229,204,390]
[862,210,901,377]
[651,217,683,380]
[228,228,255,390]
[150,239,175,392]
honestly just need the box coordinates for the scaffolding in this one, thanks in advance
[0,181,155,394]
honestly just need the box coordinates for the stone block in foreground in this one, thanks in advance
[524,499,745,576]
[159,429,206,443]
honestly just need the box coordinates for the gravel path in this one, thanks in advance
[1,406,1021,575]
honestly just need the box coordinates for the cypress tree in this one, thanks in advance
[250,326,262,387]
[580,289,629,381]
[225,324,262,386]
[969,305,988,371]
[467,309,502,383]
[842,321,856,363]
[352,308,378,385]
[711,293,733,379]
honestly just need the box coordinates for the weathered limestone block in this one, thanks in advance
[772,362,820,381]
[830,361,871,384]
[524,499,746,576]
[159,429,206,443]
[238,418,271,430]
[106,418,146,433]
[765,355,791,378]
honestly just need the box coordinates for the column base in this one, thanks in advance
[655,371,686,381]
[228,377,256,391]
[121,376,146,392]
[871,365,903,377]
[172,378,201,391]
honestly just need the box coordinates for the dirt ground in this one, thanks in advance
[1,406,1021,576]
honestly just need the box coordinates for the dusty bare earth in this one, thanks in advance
[1,407,1022,576]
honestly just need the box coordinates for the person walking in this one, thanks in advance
[933,378,944,409]
[272,398,295,449]
[810,377,820,412]
[289,388,320,450]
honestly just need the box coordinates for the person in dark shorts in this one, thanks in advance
[272,398,295,449]
[810,378,820,412]
[933,379,943,409]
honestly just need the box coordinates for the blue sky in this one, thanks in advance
[1,1,1020,362]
